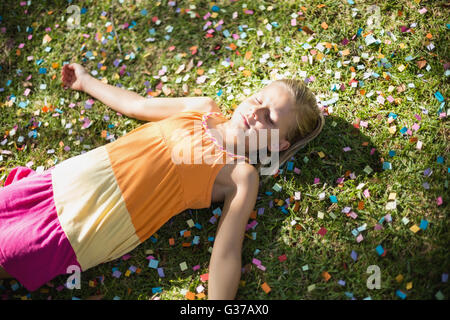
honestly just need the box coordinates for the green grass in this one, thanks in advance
[0,0,448,300]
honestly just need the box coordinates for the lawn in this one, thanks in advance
[0,0,448,300]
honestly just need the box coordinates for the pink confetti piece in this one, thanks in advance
[24,88,31,96]
[314,177,320,184]
[343,147,351,152]
[302,56,308,62]
[252,258,261,266]
[377,95,385,105]
[349,211,358,219]
[363,189,370,198]
[387,95,394,103]
[360,121,368,128]
[18,43,25,49]
[412,123,420,131]
[418,7,427,14]
[436,197,443,206]
[291,18,297,26]
[356,234,364,243]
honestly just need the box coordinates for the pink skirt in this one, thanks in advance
[0,166,81,291]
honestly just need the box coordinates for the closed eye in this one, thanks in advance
[255,97,274,125]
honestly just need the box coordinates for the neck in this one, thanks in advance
[207,117,249,159]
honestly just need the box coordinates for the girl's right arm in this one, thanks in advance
[61,63,219,122]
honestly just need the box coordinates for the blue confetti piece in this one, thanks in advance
[396,290,407,300]
[329,195,338,203]
[113,296,121,300]
[194,223,202,230]
[376,245,384,256]
[148,28,156,35]
[388,112,398,119]
[287,161,294,171]
[223,29,231,38]
[217,89,223,97]
[38,68,47,74]
[141,9,148,16]
[157,268,165,278]
[419,219,428,230]
[208,236,215,242]
[80,7,87,14]
[265,191,273,196]
[152,287,162,294]
[212,207,222,216]
[389,150,396,157]
[437,156,444,164]
[72,297,81,300]
[351,250,358,261]
[383,162,392,170]
[347,0,355,4]
[150,236,157,243]
[400,126,408,134]
[434,91,444,102]
[148,259,159,269]
[281,207,288,214]
[212,5,220,12]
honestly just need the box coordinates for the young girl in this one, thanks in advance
[0,63,324,299]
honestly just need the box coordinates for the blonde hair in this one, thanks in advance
[254,79,325,181]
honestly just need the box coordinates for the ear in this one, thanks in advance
[268,139,290,152]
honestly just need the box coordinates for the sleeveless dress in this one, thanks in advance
[0,110,237,291]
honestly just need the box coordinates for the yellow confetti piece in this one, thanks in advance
[242,70,251,77]
[89,280,96,287]
[406,282,413,290]
[410,224,420,233]
[211,12,218,18]
[196,292,206,299]
[398,64,406,72]
[341,49,350,56]
[125,270,131,277]
[399,43,406,49]
[396,274,404,283]
[317,151,325,158]
[388,126,397,135]
[389,193,397,201]
[316,52,324,61]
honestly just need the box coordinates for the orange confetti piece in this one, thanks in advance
[59,141,65,148]
[321,22,328,30]
[101,130,107,138]
[322,271,331,282]
[425,33,432,39]
[169,238,175,246]
[229,43,237,50]
[106,25,113,33]
[16,49,21,56]
[261,282,271,294]
[250,210,257,220]
[183,230,191,237]
[52,62,59,69]
[317,4,326,8]
[358,201,365,210]
[244,51,252,60]
[242,70,251,77]
[185,291,195,300]
[197,69,204,76]
[182,242,191,247]
[341,49,350,56]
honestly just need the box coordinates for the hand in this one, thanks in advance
[61,63,89,91]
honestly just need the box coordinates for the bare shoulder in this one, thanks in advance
[217,163,259,190]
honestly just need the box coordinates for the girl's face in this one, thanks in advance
[228,82,296,155]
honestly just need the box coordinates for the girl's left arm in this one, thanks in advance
[207,164,259,300]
